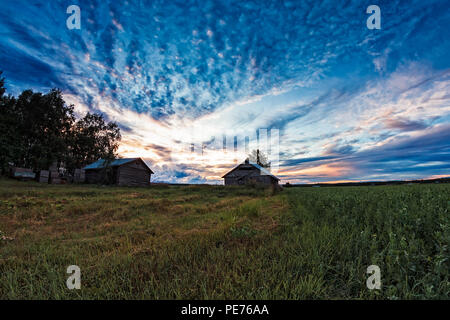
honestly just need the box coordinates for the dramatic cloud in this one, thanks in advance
[0,0,449,183]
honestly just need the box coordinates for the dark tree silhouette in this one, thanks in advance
[65,112,121,173]
[12,89,75,171]
[248,149,270,168]
[0,71,121,174]
[0,71,5,97]
[0,72,21,172]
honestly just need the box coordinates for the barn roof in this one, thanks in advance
[83,158,154,173]
[222,161,280,181]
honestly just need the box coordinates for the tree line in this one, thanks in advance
[0,71,121,175]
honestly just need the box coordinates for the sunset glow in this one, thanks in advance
[1,0,449,183]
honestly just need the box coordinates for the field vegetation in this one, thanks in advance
[0,179,448,299]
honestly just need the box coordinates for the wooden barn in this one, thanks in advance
[83,158,154,186]
[222,159,280,186]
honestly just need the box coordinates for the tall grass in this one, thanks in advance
[283,185,449,299]
[0,179,448,299]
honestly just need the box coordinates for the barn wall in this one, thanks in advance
[224,164,278,186]
[73,169,85,183]
[224,177,239,185]
[38,170,49,183]
[224,167,258,186]
[85,161,151,186]
[243,175,278,185]
[85,170,102,184]
[117,161,151,186]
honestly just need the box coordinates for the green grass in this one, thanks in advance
[0,179,448,299]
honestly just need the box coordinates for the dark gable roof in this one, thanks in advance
[222,161,280,181]
[83,158,154,174]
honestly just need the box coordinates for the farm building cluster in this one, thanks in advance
[8,157,280,187]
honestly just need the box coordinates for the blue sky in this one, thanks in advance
[1,0,449,183]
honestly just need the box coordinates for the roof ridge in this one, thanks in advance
[222,160,280,180]
[83,157,153,173]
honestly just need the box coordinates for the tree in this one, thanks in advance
[248,149,270,168]
[12,89,75,171]
[0,71,5,97]
[0,72,122,175]
[65,112,121,174]
[0,72,20,173]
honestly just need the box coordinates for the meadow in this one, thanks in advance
[0,179,448,299]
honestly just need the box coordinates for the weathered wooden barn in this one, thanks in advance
[222,159,280,186]
[83,158,153,186]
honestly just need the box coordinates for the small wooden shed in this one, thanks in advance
[83,158,153,186]
[10,167,36,181]
[222,159,280,186]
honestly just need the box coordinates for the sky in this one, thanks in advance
[0,0,449,184]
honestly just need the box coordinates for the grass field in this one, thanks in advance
[0,179,448,299]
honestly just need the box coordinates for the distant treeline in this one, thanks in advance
[284,177,450,187]
[0,71,121,174]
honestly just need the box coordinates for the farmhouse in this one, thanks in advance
[222,159,280,186]
[83,158,153,186]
